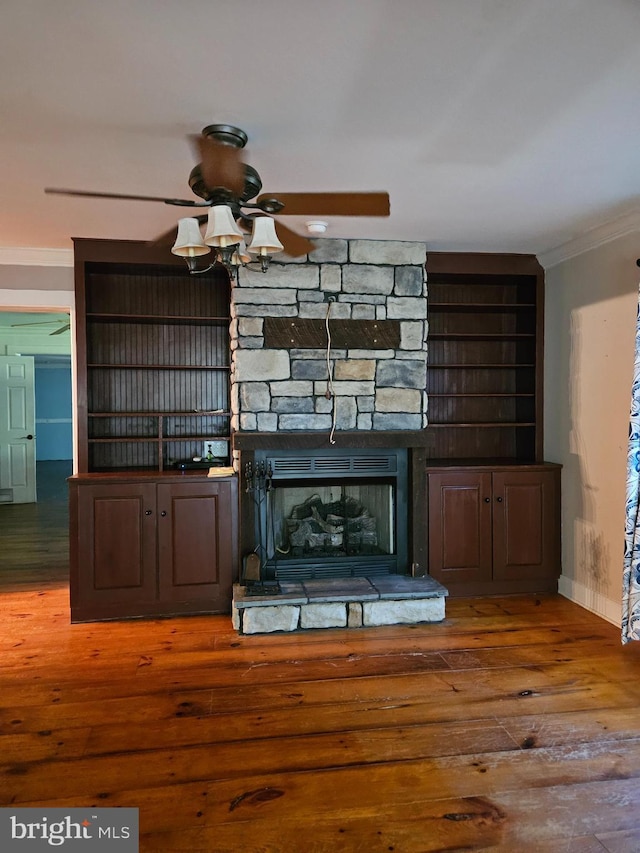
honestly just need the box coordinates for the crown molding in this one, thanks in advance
[0,247,74,267]
[539,208,640,269]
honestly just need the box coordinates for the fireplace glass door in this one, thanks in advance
[252,448,408,581]
[272,480,394,558]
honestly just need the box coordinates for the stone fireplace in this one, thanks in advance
[228,237,448,632]
[229,237,430,575]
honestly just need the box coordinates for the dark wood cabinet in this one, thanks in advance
[423,253,560,595]
[427,464,560,596]
[69,240,239,622]
[69,473,238,622]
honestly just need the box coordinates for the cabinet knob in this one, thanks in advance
[484,497,490,503]
[496,496,503,503]
[145,509,152,516]
[160,510,167,517]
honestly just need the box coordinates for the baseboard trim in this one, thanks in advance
[558,574,621,627]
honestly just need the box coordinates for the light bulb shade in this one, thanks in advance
[247,216,284,255]
[204,205,244,247]
[171,218,210,257]
[231,239,251,266]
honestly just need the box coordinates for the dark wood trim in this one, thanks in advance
[535,259,545,462]
[436,577,559,597]
[233,430,433,451]
[72,237,186,267]
[426,251,543,276]
[264,317,401,350]
[409,447,428,575]
[424,461,562,473]
[68,470,237,484]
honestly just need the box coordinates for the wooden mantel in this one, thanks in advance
[232,430,433,451]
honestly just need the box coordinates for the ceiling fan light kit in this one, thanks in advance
[45,123,390,275]
[246,215,284,262]
[172,207,284,276]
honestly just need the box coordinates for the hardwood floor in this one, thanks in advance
[1,474,640,850]
[0,460,71,587]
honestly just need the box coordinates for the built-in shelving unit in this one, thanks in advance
[425,253,544,463]
[74,242,232,473]
[422,253,559,598]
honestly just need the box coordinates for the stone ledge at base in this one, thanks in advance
[232,576,448,635]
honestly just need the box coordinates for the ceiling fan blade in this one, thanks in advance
[50,324,70,336]
[11,320,64,327]
[192,135,245,195]
[274,221,317,258]
[258,192,390,217]
[44,188,210,207]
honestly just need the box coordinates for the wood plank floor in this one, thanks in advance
[2,468,640,851]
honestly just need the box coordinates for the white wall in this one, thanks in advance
[544,231,640,625]
[0,263,73,293]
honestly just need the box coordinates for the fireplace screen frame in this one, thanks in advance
[251,448,408,581]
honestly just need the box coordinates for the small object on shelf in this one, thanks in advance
[175,460,212,470]
[207,466,235,477]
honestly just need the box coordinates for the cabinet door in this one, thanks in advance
[492,470,559,581]
[72,483,158,612]
[157,480,236,612]
[428,471,493,584]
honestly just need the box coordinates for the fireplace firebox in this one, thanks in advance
[247,448,408,581]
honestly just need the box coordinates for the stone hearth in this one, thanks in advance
[232,575,448,635]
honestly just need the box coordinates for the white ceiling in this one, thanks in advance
[3,0,640,259]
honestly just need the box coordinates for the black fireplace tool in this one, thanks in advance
[242,461,280,595]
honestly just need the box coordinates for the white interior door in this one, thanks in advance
[0,355,36,503]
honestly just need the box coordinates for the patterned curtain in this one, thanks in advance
[622,286,640,642]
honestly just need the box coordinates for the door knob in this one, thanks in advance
[160,511,167,517]
[496,496,503,503]
[484,497,490,503]
[20,434,34,440]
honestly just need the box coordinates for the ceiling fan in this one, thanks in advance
[11,319,70,335]
[44,124,391,260]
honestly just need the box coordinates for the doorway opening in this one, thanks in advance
[0,307,73,587]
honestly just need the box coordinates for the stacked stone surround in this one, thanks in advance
[232,576,447,635]
[229,238,428,434]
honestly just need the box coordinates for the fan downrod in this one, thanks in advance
[201,124,248,149]
[190,124,264,205]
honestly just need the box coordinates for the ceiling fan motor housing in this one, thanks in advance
[188,162,263,205]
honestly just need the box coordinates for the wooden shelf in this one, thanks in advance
[428,302,536,311]
[428,363,535,369]
[428,332,535,340]
[88,411,230,417]
[428,422,536,428]
[87,313,230,325]
[88,435,231,443]
[428,393,535,398]
[87,364,230,371]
